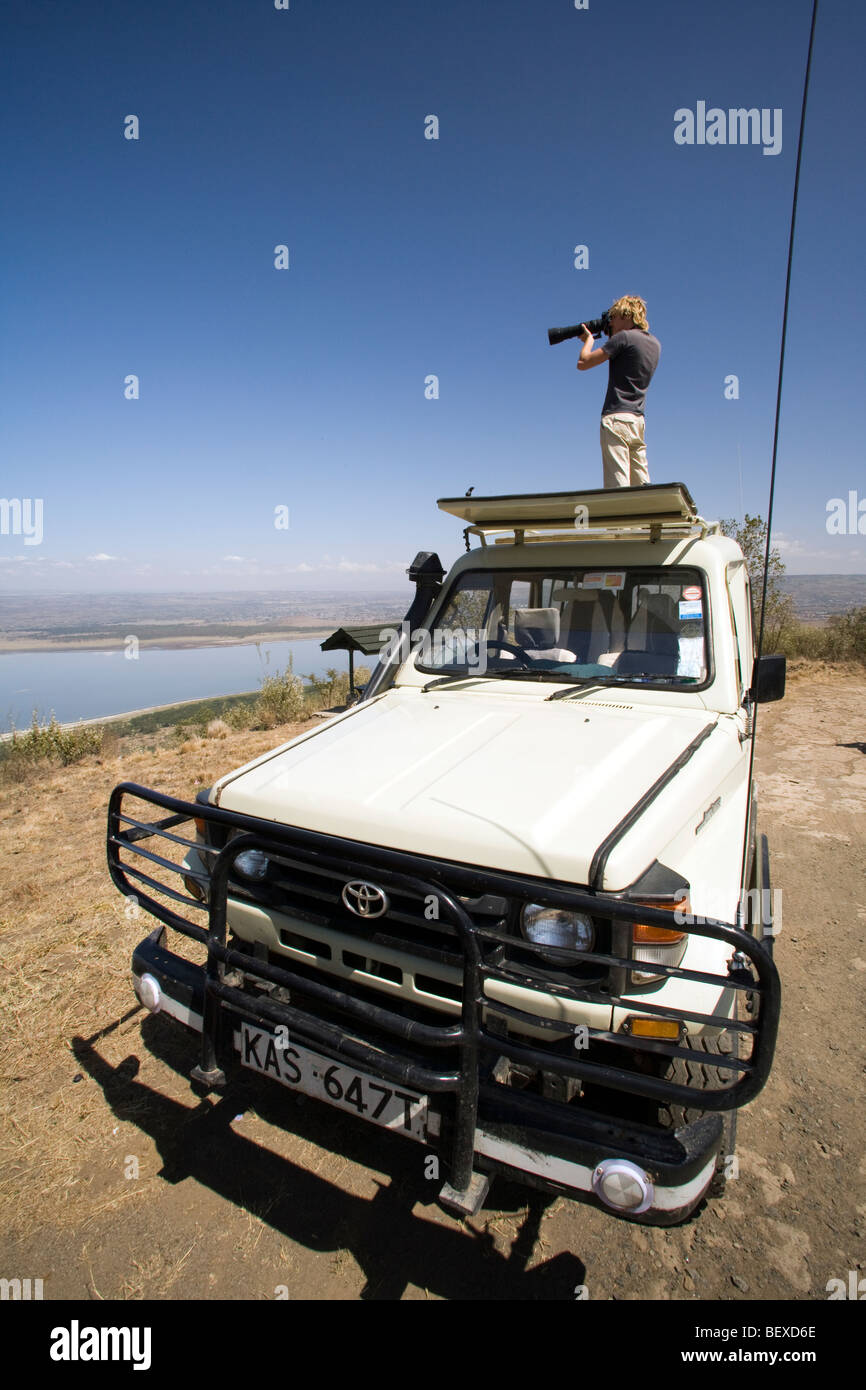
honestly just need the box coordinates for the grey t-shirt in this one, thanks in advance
[601,328,661,417]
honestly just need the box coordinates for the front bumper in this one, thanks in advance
[112,782,780,1224]
[135,924,720,1224]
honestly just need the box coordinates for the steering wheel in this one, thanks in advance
[483,638,533,668]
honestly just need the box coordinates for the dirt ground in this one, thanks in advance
[1,666,863,1301]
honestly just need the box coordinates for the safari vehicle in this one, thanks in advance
[108,484,783,1225]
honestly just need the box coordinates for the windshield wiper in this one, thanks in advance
[423,666,619,693]
[547,681,606,701]
[603,673,678,683]
[498,669,593,684]
[421,674,481,692]
[423,668,588,692]
[549,673,690,697]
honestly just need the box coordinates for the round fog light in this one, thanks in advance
[592,1158,653,1214]
[137,973,162,1014]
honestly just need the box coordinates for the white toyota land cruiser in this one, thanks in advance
[109,484,783,1224]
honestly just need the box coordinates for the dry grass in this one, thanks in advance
[0,714,315,1238]
[5,655,853,1252]
[0,659,849,1244]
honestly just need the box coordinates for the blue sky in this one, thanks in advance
[1,0,863,592]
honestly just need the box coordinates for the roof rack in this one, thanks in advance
[438,484,716,548]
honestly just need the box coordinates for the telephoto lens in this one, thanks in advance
[547,312,610,346]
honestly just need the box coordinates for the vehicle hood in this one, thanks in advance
[212,688,724,887]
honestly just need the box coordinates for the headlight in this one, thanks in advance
[234,849,270,880]
[521,905,595,962]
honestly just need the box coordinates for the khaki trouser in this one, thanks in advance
[601,412,651,488]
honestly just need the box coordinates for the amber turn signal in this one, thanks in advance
[633,922,686,944]
[626,1016,683,1039]
[632,896,688,944]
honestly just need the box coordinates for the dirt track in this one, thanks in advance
[1,667,864,1300]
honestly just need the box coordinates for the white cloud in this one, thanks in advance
[335,558,404,573]
[200,556,407,577]
[86,553,118,562]
[775,533,864,564]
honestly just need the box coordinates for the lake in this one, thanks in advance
[0,638,361,727]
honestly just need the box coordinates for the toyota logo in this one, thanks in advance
[341,880,389,919]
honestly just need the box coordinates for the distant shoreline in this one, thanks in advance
[0,688,262,741]
[0,626,334,656]
[67,690,262,730]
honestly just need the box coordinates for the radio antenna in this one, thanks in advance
[740,0,820,910]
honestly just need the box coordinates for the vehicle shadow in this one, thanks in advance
[71,1011,587,1301]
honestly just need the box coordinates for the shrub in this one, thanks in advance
[781,624,830,661]
[301,665,371,710]
[223,702,256,731]
[253,667,307,728]
[825,606,866,663]
[779,607,866,664]
[4,713,104,768]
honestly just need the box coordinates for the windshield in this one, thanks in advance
[415,565,709,687]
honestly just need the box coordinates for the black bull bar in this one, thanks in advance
[107,782,780,1201]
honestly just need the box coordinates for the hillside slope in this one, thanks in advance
[0,671,863,1301]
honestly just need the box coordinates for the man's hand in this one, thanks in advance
[577,328,607,371]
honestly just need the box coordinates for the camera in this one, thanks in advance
[547,312,610,346]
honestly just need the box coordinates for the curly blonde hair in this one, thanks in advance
[609,295,649,331]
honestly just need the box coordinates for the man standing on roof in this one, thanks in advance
[576,295,661,488]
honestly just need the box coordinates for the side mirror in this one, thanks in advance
[750,654,786,704]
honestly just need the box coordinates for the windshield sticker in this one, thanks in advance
[681,584,702,601]
[677,637,704,678]
[581,571,625,592]
[679,599,702,620]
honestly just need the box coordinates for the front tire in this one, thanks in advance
[658,1030,738,1199]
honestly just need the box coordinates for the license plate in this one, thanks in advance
[238,1023,428,1141]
